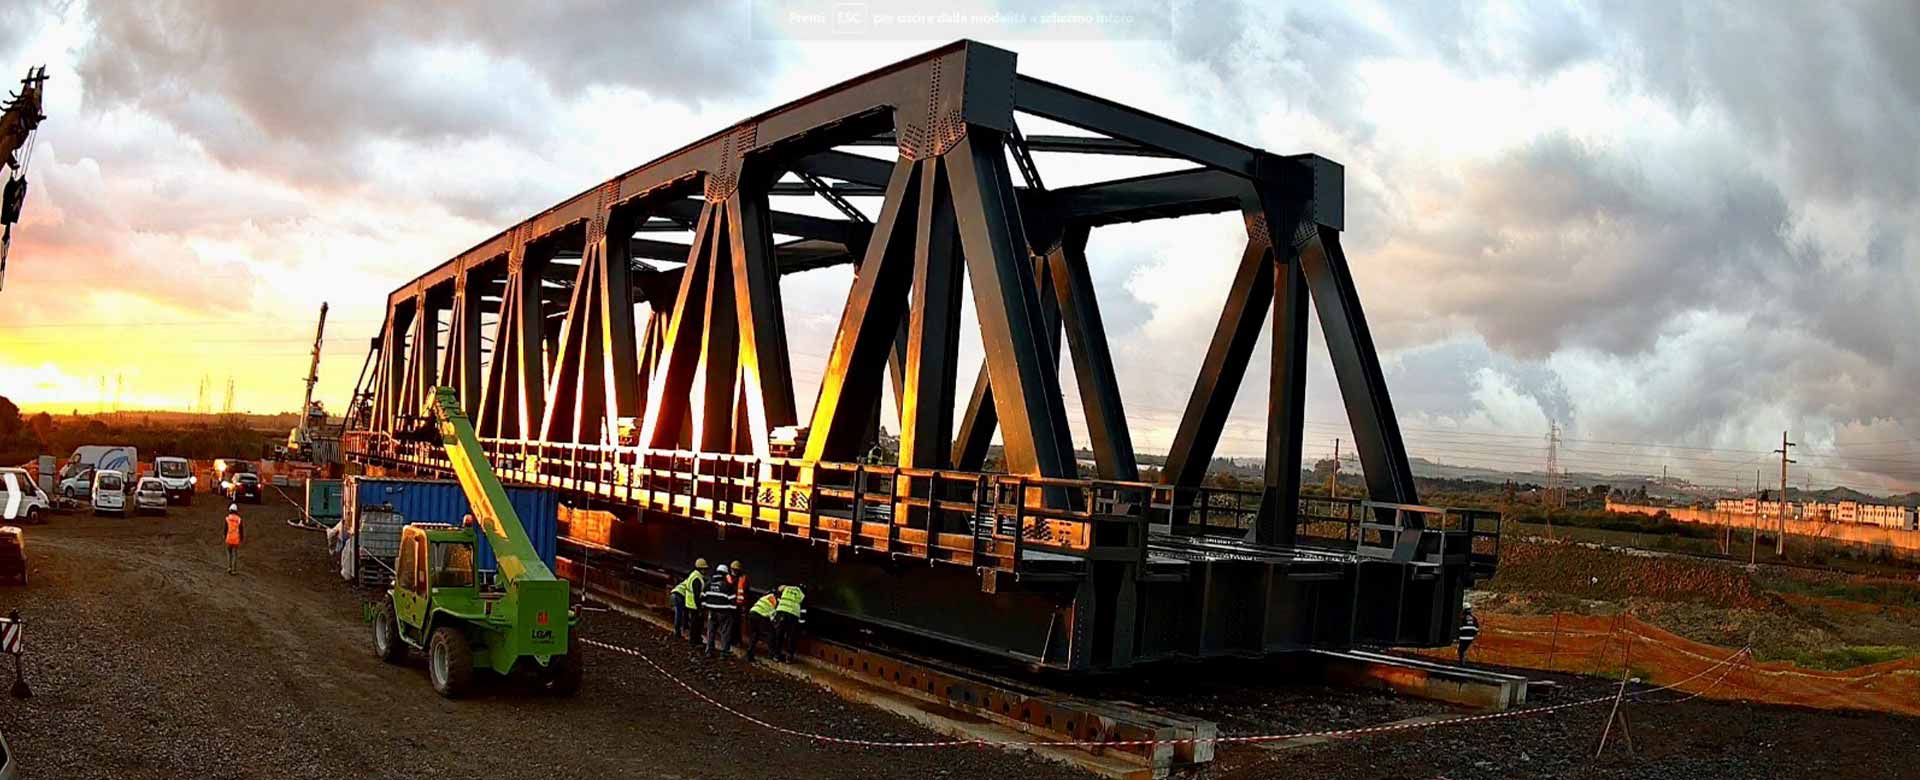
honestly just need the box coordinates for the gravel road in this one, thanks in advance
[0,497,1082,780]
[1,495,1914,779]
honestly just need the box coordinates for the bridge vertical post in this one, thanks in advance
[1251,177,1315,547]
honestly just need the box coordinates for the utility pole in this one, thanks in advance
[1327,438,1340,498]
[1775,431,1795,557]
[1750,468,1761,566]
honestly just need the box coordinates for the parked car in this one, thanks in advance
[91,469,128,516]
[134,477,169,515]
[0,467,51,525]
[58,467,93,499]
[228,472,263,504]
[152,456,197,504]
[215,458,257,495]
[0,525,25,585]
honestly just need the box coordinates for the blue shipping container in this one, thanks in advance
[345,476,559,574]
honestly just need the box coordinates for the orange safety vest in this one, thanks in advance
[225,513,242,547]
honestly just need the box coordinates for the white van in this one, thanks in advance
[151,456,197,504]
[0,467,51,524]
[58,445,139,499]
[91,470,128,516]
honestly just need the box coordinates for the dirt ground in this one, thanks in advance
[1,497,1917,779]
[0,497,1083,780]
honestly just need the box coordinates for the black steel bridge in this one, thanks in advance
[346,40,1498,672]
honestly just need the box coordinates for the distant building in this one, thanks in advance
[1716,498,1918,530]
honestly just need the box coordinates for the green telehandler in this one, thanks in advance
[369,386,581,697]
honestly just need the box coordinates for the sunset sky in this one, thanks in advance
[1,2,1916,492]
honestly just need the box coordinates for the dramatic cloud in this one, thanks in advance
[1,1,1914,490]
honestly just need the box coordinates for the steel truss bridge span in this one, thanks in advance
[348,40,1498,672]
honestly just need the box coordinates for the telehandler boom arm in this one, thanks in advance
[425,386,556,586]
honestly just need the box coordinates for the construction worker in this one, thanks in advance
[771,583,805,662]
[729,560,750,607]
[728,559,750,645]
[700,563,739,658]
[669,558,709,644]
[743,589,780,661]
[1457,604,1479,663]
[223,503,244,575]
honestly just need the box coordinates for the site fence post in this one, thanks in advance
[1547,613,1560,672]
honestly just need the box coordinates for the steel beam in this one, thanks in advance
[1299,227,1419,507]
[1162,241,1273,493]
[945,129,1073,478]
[439,268,485,418]
[898,157,964,471]
[1014,76,1262,178]
[1048,226,1138,481]
[638,205,718,449]
[804,159,919,462]
[728,176,800,459]
[1044,168,1251,226]
[791,149,896,187]
[695,212,741,452]
[540,196,640,445]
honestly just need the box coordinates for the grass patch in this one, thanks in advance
[1759,575,1920,610]
[1764,645,1918,671]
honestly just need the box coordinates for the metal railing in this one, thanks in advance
[345,433,1500,579]
[345,433,1152,574]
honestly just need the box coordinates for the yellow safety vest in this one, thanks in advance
[671,570,705,608]
[776,585,804,617]
[750,592,779,618]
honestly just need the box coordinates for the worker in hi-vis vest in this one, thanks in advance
[743,590,780,661]
[700,564,739,658]
[224,503,244,575]
[670,558,709,644]
[771,584,805,662]
[1457,604,1479,663]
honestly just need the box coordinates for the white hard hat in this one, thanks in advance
[228,503,238,512]
[714,564,731,575]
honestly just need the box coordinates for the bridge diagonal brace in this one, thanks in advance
[638,205,720,449]
[804,158,922,462]
[944,129,1073,478]
[1299,225,1419,507]
[1162,239,1274,496]
[729,178,802,459]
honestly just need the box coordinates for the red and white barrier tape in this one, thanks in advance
[581,637,1751,750]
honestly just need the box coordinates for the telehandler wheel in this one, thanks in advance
[429,626,475,698]
[544,636,583,697]
[372,601,406,664]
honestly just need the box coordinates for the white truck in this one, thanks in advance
[151,456,196,504]
[56,446,139,499]
[0,466,51,524]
